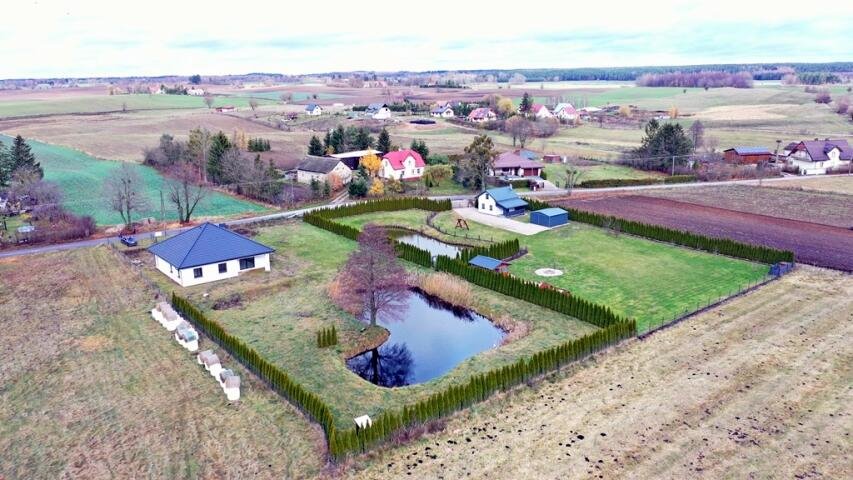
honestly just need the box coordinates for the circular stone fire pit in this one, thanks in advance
[535,268,563,277]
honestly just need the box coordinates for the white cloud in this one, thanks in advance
[2,0,851,77]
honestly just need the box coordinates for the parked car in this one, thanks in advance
[119,235,138,247]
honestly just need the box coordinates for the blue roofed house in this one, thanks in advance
[148,222,274,287]
[305,103,323,116]
[475,186,528,217]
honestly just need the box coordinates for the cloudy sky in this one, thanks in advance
[4,0,852,78]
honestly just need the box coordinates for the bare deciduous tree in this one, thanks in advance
[505,116,533,148]
[203,94,215,109]
[166,163,208,223]
[248,99,258,115]
[563,157,585,195]
[104,163,150,228]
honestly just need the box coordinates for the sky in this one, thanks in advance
[3,0,852,78]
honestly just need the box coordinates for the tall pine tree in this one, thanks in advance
[308,135,324,156]
[9,135,42,178]
[377,127,391,153]
[207,131,230,183]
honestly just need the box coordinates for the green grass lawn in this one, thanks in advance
[143,221,597,429]
[544,163,661,187]
[0,134,269,225]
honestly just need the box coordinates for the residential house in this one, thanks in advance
[490,151,544,177]
[430,104,454,118]
[148,222,274,287]
[786,139,852,175]
[187,87,205,96]
[467,107,497,123]
[723,147,773,165]
[329,148,384,170]
[380,149,425,180]
[475,186,528,217]
[305,103,323,116]
[215,105,236,113]
[366,103,392,120]
[553,103,578,121]
[296,156,352,185]
[528,104,553,119]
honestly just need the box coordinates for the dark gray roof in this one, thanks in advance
[366,102,386,112]
[297,156,342,174]
[148,222,274,269]
[305,103,320,111]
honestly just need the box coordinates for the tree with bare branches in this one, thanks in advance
[248,99,258,115]
[104,163,150,227]
[203,94,214,109]
[166,163,208,223]
[505,116,533,148]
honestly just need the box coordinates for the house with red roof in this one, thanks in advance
[380,149,426,180]
[467,107,496,123]
[528,104,553,119]
[553,103,578,121]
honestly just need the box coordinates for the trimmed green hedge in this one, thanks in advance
[459,238,521,262]
[526,198,794,264]
[308,197,451,219]
[577,175,696,188]
[317,326,338,348]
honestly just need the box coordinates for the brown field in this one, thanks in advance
[767,175,853,195]
[343,265,853,479]
[0,247,326,479]
[555,195,853,271]
[641,184,853,228]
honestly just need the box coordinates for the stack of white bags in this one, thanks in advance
[198,350,241,401]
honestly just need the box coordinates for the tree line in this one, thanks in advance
[636,71,754,88]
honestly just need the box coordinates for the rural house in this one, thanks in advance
[187,87,205,96]
[467,107,496,123]
[490,151,544,178]
[475,186,528,217]
[148,222,274,287]
[305,104,323,116]
[366,103,392,120]
[528,104,553,119]
[296,156,352,185]
[330,148,384,170]
[786,139,852,175]
[215,105,236,113]
[553,103,578,121]
[723,147,772,165]
[380,149,425,180]
[430,105,454,118]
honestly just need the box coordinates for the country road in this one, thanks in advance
[0,174,844,259]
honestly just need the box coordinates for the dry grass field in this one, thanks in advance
[768,175,853,195]
[0,247,325,479]
[344,265,853,479]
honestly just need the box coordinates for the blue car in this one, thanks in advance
[119,235,138,247]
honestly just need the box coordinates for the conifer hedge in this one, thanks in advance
[307,197,451,220]
[458,238,520,262]
[526,198,794,264]
[317,326,338,348]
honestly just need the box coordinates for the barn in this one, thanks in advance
[723,147,772,165]
[530,208,569,227]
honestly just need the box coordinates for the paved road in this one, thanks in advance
[1,174,844,259]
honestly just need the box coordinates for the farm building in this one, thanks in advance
[467,107,496,123]
[476,186,528,217]
[379,149,425,181]
[296,156,352,185]
[430,105,454,118]
[530,208,569,227]
[366,103,392,119]
[215,105,236,113]
[786,139,852,175]
[490,151,544,178]
[468,255,510,273]
[187,87,205,96]
[148,222,274,287]
[330,148,383,170]
[542,154,563,163]
[723,147,772,165]
[305,103,323,115]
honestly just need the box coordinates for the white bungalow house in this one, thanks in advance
[296,156,352,185]
[379,149,426,181]
[430,104,454,118]
[366,103,392,120]
[786,139,852,175]
[305,103,323,116]
[467,107,497,123]
[148,222,274,287]
[553,103,578,121]
[475,186,529,217]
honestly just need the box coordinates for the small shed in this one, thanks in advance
[468,255,510,273]
[530,208,569,227]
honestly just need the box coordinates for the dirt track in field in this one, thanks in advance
[555,195,853,272]
[343,266,852,479]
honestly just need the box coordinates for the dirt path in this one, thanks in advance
[343,266,852,479]
[556,195,853,272]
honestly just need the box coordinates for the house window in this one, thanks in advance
[489,205,493,211]
[239,257,255,270]
[193,267,203,278]
[218,263,227,274]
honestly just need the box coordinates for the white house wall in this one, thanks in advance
[156,253,271,287]
[476,193,501,216]
[380,156,423,180]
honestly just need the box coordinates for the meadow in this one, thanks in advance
[0,134,268,224]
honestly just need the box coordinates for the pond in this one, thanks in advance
[389,229,463,259]
[347,289,505,387]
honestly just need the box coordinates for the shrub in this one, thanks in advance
[577,175,696,188]
[317,326,338,348]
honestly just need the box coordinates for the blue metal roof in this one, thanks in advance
[148,222,274,269]
[497,198,529,209]
[533,207,567,217]
[483,186,517,202]
[728,146,771,155]
[468,255,503,270]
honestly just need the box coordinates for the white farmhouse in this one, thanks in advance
[786,139,852,175]
[467,107,496,123]
[475,186,528,217]
[366,103,392,120]
[305,103,323,116]
[379,149,426,181]
[148,222,274,287]
[553,103,578,121]
[187,87,205,96]
[296,156,352,185]
[430,105,454,118]
[529,104,553,119]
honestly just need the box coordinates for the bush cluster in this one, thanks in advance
[578,175,696,188]
[317,326,338,348]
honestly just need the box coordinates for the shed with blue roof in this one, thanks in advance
[475,186,528,217]
[148,222,274,287]
[530,207,569,227]
[468,255,510,273]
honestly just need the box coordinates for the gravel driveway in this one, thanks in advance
[453,208,548,235]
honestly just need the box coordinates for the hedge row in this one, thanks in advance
[459,238,520,262]
[308,197,451,219]
[328,318,635,458]
[436,256,629,329]
[526,199,794,264]
[171,293,335,434]
[317,326,338,348]
[395,241,433,267]
[577,175,696,188]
